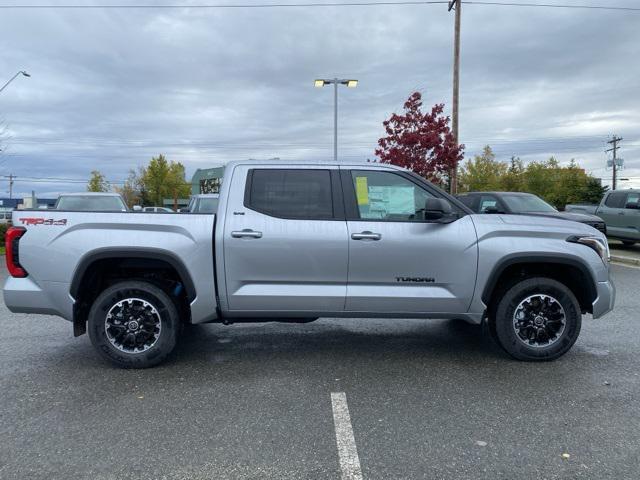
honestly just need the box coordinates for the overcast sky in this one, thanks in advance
[0,0,639,198]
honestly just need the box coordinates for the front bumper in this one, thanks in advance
[592,276,615,319]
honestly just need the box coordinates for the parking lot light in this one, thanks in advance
[314,77,358,162]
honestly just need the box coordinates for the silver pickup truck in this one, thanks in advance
[566,189,640,246]
[4,160,615,368]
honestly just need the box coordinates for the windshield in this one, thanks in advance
[56,195,127,211]
[502,194,557,213]
[195,197,219,213]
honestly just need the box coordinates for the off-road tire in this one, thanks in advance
[88,281,180,368]
[492,277,581,361]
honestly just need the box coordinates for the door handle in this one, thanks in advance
[351,231,381,241]
[231,229,263,238]
[618,212,625,215]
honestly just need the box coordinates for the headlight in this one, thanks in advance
[567,235,610,264]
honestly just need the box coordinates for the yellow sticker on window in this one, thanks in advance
[355,177,369,206]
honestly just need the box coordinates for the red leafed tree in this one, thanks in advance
[375,92,464,184]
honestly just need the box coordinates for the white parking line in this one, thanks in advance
[331,392,363,480]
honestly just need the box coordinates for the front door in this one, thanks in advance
[223,166,349,313]
[342,168,478,314]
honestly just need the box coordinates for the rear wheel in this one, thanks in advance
[622,240,636,246]
[88,281,180,368]
[492,277,581,361]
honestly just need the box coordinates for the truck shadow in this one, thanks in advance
[171,318,504,368]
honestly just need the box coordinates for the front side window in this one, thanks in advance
[350,170,435,221]
[246,169,333,219]
[625,192,640,207]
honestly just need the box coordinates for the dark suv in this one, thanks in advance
[457,191,606,234]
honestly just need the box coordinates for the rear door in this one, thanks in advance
[341,167,478,314]
[598,192,627,236]
[223,165,348,313]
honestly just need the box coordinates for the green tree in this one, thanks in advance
[500,156,525,192]
[87,170,110,192]
[114,169,142,208]
[140,154,190,206]
[579,178,608,205]
[458,146,506,192]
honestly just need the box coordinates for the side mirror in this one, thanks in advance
[625,203,639,210]
[424,198,455,222]
[132,205,142,212]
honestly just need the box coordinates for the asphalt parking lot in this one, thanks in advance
[1,263,639,480]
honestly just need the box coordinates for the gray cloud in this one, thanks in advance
[0,0,639,198]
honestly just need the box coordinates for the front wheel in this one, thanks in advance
[492,277,581,361]
[87,281,180,368]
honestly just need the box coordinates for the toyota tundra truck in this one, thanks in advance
[3,160,615,368]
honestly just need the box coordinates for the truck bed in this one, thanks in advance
[4,211,218,323]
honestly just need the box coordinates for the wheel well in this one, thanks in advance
[483,261,597,315]
[72,256,193,335]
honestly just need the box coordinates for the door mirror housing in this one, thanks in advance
[424,198,456,223]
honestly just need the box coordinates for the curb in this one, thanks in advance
[611,254,640,267]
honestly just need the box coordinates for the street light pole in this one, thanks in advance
[315,78,358,162]
[0,71,31,94]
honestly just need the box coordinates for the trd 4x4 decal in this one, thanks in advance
[19,218,68,226]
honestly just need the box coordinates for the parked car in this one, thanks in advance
[566,190,640,246]
[184,193,219,213]
[142,206,174,213]
[55,192,128,212]
[0,211,12,225]
[458,191,606,234]
[4,160,614,368]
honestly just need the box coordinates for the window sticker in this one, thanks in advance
[368,186,415,215]
[355,177,369,206]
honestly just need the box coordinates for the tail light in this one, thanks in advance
[5,226,27,278]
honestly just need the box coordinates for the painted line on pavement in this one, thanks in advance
[331,392,363,480]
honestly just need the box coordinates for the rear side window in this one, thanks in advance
[246,169,333,219]
[604,192,627,208]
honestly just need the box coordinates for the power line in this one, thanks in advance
[464,1,640,12]
[0,1,637,11]
[0,1,449,9]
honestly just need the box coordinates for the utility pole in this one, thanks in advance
[449,0,461,194]
[7,174,15,199]
[606,135,623,191]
